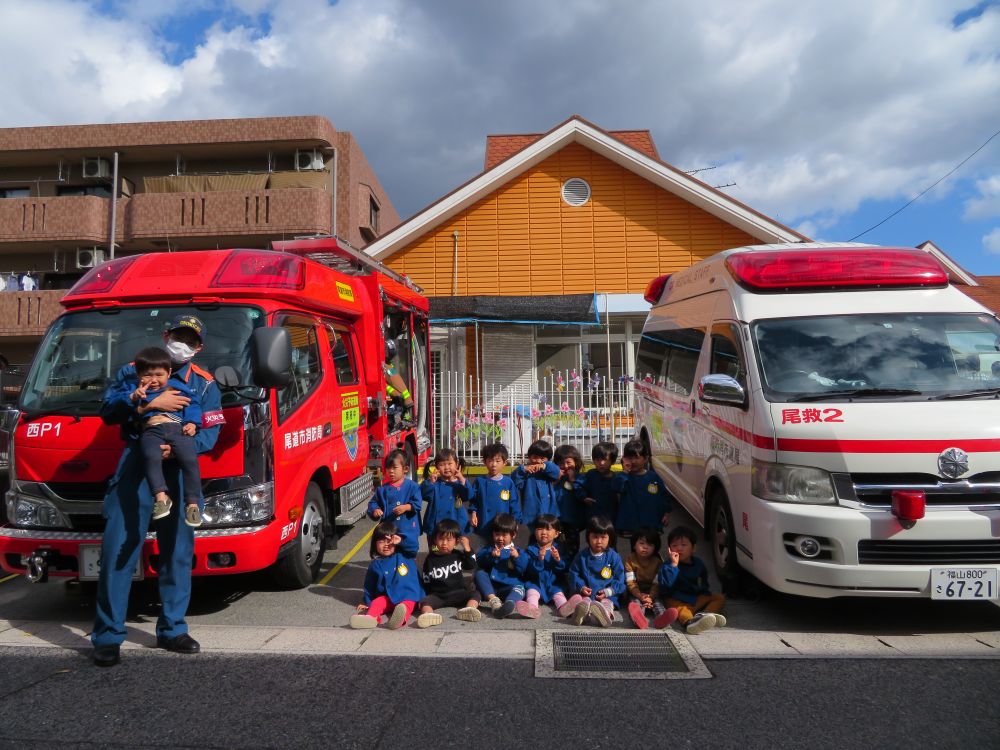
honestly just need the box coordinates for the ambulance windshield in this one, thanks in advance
[753,313,1000,401]
[20,305,265,416]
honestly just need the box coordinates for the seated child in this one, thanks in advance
[421,448,472,542]
[519,514,570,619]
[566,515,626,628]
[130,346,204,528]
[512,439,560,527]
[351,521,424,630]
[367,449,422,558]
[613,439,673,539]
[470,442,521,547]
[582,441,619,524]
[474,513,529,619]
[658,526,727,635]
[624,527,678,629]
[553,444,586,559]
[417,519,481,627]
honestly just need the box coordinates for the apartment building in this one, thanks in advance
[0,116,399,363]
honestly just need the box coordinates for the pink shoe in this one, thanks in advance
[557,594,583,618]
[515,601,531,618]
[628,600,648,629]
[653,607,679,629]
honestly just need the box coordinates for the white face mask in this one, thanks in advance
[165,340,198,364]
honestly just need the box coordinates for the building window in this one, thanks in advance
[57,185,112,198]
[369,197,380,234]
[0,188,29,199]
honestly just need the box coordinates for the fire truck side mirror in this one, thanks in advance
[251,327,292,390]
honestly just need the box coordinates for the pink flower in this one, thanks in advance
[470,414,480,425]
[576,408,585,418]
[483,414,494,425]
[530,409,540,419]
[545,404,554,415]
[560,401,570,412]
[498,418,508,429]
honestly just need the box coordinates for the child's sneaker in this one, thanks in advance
[184,504,203,528]
[151,497,172,520]
[349,614,378,629]
[497,599,517,618]
[713,613,727,628]
[652,607,679,629]
[515,601,541,619]
[456,606,482,622]
[685,613,714,635]
[387,603,410,630]
[589,602,612,628]
[485,595,502,613]
[557,594,583,618]
[627,600,648,629]
[416,612,442,628]
[570,600,590,626]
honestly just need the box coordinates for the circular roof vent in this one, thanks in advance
[561,177,591,207]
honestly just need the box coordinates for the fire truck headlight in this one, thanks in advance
[6,491,71,529]
[751,460,836,505]
[201,482,274,527]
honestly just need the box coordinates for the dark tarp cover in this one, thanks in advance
[429,294,598,325]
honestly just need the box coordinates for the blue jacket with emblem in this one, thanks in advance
[470,474,521,533]
[582,469,618,523]
[568,548,626,606]
[657,556,712,605]
[362,552,425,605]
[420,478,472,536]
[613,469,673,533]
[524,543,568,601]
[512,461,560,523]
[555,474,586,527]
[474,545,529,587]
[367,479,422,555]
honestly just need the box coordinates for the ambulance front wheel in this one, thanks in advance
[273,482,328,589]
[708,488,739,582]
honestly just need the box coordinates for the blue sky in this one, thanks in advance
[2,0,998,275]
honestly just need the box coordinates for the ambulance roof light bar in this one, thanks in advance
[725,248,949,292]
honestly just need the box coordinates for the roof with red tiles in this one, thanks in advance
[961,276,1000,314]
[485,129,659,170]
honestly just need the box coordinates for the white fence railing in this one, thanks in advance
[432,368,636,464]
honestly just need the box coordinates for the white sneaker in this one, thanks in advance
[416,612,443,628]
[713,614,727,628]
[685,613,715,635]
[350,614,377,629]
[456,606,482,622]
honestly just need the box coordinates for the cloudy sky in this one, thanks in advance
[2,0,999,273]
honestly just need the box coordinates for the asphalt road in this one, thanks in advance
[0,649,997,749]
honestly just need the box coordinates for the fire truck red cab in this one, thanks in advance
[0,237,431,588]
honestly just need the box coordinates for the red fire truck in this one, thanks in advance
[0,237,431,588]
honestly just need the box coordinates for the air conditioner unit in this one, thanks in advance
[82,157,111,179]
[76,247,106,270]
[295,149,325,171]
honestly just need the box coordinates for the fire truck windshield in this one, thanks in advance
[20,305,265,416]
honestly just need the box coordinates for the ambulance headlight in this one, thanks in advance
[6,491,71,529]
[751,461,836,505]
[201,482,274,527]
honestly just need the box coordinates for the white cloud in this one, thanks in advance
[965,175,1000,220]
[0,0,998,228]
[984,227,1000,255]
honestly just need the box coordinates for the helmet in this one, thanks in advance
[385,339,397,363]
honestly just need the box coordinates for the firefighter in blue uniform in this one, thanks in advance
[91,315,224,667]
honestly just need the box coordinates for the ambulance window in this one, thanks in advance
[327,326,358,385]
[664,328,704,396]
[277,316,322,421]
[636,331,670,386]
[710,323,747,391]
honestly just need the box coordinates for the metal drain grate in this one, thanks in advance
[535,630,711,680]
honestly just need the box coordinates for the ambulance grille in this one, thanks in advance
[858,539,1000,565]
[851,472,1000,508]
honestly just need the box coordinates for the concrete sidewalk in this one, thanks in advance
[2,618,997,660]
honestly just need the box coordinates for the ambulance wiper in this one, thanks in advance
[789,388,922,402]
[928,387,1000,401]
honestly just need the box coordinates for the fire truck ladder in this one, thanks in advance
[277,235,423,293]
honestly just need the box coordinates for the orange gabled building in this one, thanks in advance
[364,116,808,398]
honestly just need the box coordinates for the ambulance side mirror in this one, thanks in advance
[699,374,747,408]
[251,327,292,390]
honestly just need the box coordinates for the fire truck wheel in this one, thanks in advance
[708,487,739,582]
[273,482,327,589]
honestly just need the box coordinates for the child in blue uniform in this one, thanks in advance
[518,514,570,618]
[613,439,672,542]
[567,515,626,628]
[474,513,529,618]
[367,449,422,558]
[659,526,727,635]
[351,521,424,630]
[512,439,560,527]
[582,441,619,524]
[421,448,472,542]
[470,442,520,546]
[553,444,586,559]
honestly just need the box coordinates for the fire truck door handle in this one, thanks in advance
[323,423,332,437]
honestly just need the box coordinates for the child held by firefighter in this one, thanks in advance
[658,525,727,634]
[474,512,529,618]
[416,519,481,626]
[366,449,421,558]
[130,346,205,528]
[351,521,423,630]
[565,515,626,628]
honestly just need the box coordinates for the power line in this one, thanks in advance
[848,126,1000,241]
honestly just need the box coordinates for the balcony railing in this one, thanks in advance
[0,290,64,338]
[0,196,120,243]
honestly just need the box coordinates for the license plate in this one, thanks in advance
[930,568,998,600]
[79,544,144,582]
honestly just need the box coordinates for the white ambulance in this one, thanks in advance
[635,243,1000,599]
